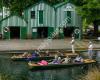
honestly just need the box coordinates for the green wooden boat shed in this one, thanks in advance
[23,1,55,39]
[23,1,82,39]
[0,1,82,39]
[54,2,82,39]
[0,15,27,39]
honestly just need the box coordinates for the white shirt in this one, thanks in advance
[88,44,93,50]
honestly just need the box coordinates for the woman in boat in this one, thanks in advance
[62,56,70,64]
[74,54,83,63]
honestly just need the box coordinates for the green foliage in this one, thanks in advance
[0,0,99,25]
[73,0,100,24]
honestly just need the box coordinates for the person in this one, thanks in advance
[38,60,48,65]
[45,50,50,56]
[62,56,70,64]
[88,41,93,59]
[74,54,83,63]
[49,55,61,64]
[22,52,29,58]
[70,37,75,53]
[57,51,64,56]
[32,50,40,58]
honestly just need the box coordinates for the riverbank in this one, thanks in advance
[0,38,100,51]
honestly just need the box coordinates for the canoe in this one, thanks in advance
[28,59,96,70]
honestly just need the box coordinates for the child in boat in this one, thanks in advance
[74,54,83,63]
[62,56,70,64]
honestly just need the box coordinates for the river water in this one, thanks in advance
[0,51,100,80]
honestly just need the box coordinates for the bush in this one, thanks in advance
[79,68,100,80]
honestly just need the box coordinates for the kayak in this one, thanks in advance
[28,59,96,70]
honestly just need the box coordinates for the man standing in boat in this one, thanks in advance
[70,37,75,54]
[88,41,94,59]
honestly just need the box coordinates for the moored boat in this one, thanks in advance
[28,59,96,70]
[11,53,78,61]
[11,56,55,61]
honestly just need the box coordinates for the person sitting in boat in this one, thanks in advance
[62,56,71,64]
[37,60,48,65]
[50,55,62,64]
[74,54,83,63]
[22,52,29,58]
[57,51,64,56]
[32,50,40,58]
[45,50,50,56]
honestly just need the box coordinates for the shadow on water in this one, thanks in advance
[0,51,100,80]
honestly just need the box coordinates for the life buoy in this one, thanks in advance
[4,27,9,32]
[74,29,80,34]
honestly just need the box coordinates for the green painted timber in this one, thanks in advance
[20,27,27,39]
[48,27,54,38]
[39,10,43,24]
[4,31,10,39]
[32,27,37,39]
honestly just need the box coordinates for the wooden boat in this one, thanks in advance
[11,53,78,61]
[11,56,55,61]
[28,59,96,70]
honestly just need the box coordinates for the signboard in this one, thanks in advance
[32,29,37,32]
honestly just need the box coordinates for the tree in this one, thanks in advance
[71,0,100,37]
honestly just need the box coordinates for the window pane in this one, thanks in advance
[31,11,35,19]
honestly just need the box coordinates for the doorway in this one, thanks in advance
[63,27,74,37]
[37,27,48,38]
[10,27,20,39]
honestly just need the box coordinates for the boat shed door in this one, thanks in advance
[20,27,27,39]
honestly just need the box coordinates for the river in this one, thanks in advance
[0,51,100,80]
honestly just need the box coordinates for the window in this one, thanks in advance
[31,11,35,19]
[39,10,43,24]
[67,11,71,23]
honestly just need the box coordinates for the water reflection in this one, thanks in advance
[0,52,99,80]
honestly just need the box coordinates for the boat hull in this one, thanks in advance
[28,60,96,70]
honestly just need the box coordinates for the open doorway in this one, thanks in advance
[37,27,48,38]
[63,27,74,37]
[10,27,20,39]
